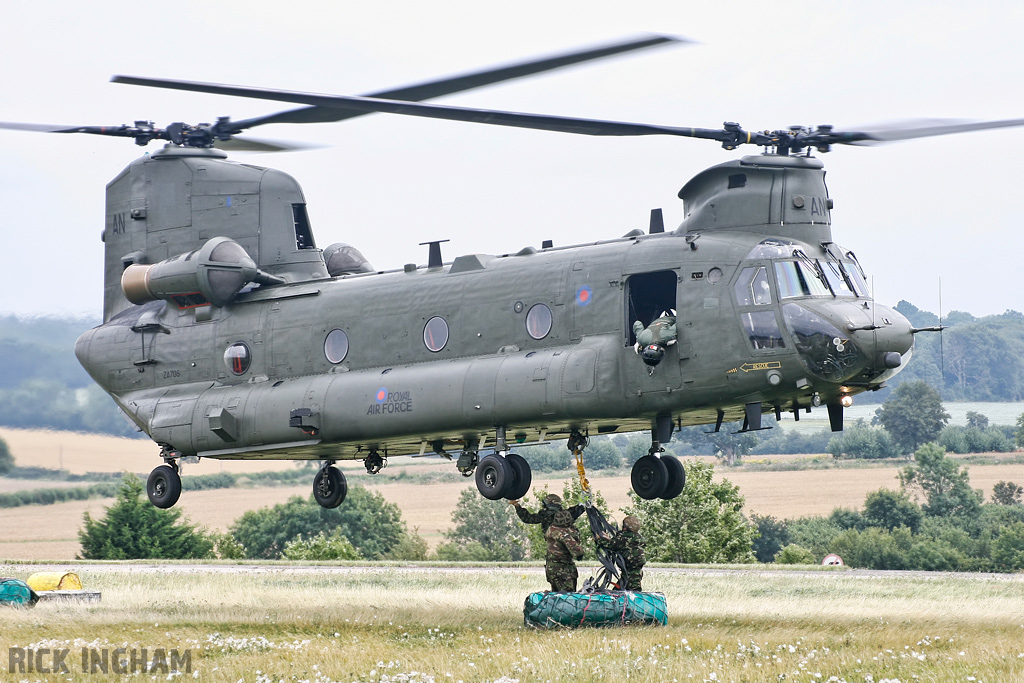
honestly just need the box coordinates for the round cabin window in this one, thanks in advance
[526,303,553,340]
[423,316,449,352]
[324,329,349,364]
[224,341,251,375]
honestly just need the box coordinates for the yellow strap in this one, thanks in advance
[574,447,591,496]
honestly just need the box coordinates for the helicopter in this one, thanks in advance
[4,34,1016,512]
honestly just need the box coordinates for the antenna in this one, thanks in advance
[938,276,945,390]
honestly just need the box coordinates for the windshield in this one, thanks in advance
[775,260,831,298]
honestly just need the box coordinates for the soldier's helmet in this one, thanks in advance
[640,343,665,367]
[544,494,563,507]
[553,510,573,527]
[622,515,641,532]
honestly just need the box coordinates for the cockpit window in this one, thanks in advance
[820,261,857,297]
[740,311,785,350]
[842,262,869,297]
[734,266,772,306]
[775,260,831,298]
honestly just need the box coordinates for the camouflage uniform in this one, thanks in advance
[544,510,585,592]
[633,315,677,347]
[598,515,646,591]
[514,494,585,533]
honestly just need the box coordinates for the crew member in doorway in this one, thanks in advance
[633,311,677,367]
[545,510,585,592]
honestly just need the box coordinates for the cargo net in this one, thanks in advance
[570,432,629,593]
[523,589,667,628]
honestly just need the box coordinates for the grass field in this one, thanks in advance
[4,428,1024,560]
[2,564,1022,682]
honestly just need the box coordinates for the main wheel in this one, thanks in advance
[475,455,509,500]
[660,454,686,500]
[503,452,532,500]
[631,454,668,500]
[147,464,182,509]
[313,466,347,508]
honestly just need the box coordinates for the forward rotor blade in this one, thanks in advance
[0,121,138,137]
[211,34,687,129]
[110,76,721,139]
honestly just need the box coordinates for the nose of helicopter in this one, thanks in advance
[782,300,914,385]
[834,300,915,383]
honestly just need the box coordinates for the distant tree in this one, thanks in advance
[673,423,760,466]
[282,528,360,561]
[992,481,1024,506]
[0,435,12,474]
[862,488,924,533]
[382,527,430,561]
[230,486,405,560]
[1016,413,1024,448]
[875,381,950,454]
[991,523,1024,571]
[584,439,623,470]
[79,474,213,559]
[827,421,899,460]
[750,513,790,563]
[627,461,756,563]
[828,527,910,570]
[443,488,528,561]
[965,411,989,429]
[520,443,571,472]
[774,544,816,564]
[899,443,982,518]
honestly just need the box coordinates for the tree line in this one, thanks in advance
[77,450,1024,572]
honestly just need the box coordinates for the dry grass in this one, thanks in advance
[2,565,1022,682]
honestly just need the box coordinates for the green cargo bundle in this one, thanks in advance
[523,590,667,628]
[0,578,39,608]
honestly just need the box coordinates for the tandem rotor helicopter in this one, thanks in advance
[4,34,1020,511]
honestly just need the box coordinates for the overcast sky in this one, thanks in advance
[2,0,1022,320]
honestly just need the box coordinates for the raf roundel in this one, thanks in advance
[375,388,388,404]
[575,285,593,307]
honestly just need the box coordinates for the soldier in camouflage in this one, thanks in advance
[511,493,585,532]
[544,509,585,592]
[598,514,646,591]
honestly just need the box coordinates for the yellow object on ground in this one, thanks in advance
[27,572,82,591]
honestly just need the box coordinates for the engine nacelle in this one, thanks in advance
[121,236,278,308]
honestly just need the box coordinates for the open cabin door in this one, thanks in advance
[624,270,683,396]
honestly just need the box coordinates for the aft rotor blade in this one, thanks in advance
[172,34,685,130]
[111,76,726,140]
[834,118,1024,144]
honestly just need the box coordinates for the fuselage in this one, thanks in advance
[75,224,913,461]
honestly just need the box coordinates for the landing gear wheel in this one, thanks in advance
[147,464,182,509]
[503,452,532,500]
[660,454,685,500]
[313,466,347,508]
[475,455,509,500]
[631,454,668,500]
